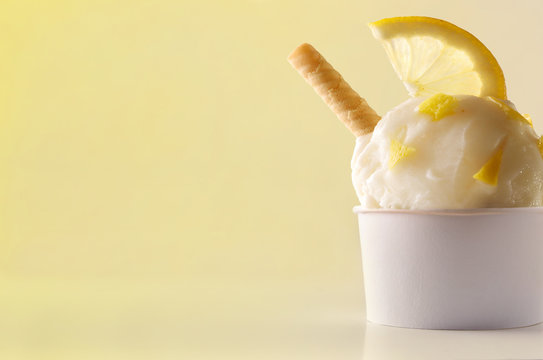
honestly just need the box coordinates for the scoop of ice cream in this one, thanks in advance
[352,95,543,209]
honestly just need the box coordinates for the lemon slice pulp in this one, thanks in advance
[369,16,506,99]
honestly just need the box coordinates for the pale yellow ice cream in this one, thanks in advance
[288,18,543,211]
[352,95,543,209]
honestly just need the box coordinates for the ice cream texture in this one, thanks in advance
[289,16,543,209]
[352,94,543,209]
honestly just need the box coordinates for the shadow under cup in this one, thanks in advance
[354,206,543,330]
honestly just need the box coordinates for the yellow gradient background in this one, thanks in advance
[1,0,543,357]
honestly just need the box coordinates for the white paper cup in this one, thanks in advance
[354,207,543,330]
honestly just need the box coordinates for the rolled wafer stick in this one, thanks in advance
[288,43,381,136]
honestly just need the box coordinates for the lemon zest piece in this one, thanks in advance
[417,93,458,121]
[389,140,416,169]
[522,113,533,128]
[473,141,506,186]
[538,136,543,160]
[487,96,532,126]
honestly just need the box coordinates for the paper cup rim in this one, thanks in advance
[353,206,543,216]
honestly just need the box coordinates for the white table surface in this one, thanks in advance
[0,277,541,359]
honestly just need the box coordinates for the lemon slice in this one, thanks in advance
[369,16,506,99]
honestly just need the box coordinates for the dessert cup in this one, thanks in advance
[354,206,543,330]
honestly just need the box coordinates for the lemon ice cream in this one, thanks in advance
[352,94,543,209]
[350,17,543,209]
[289,16,543,210]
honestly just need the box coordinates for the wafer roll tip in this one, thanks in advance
[287,42,381,136]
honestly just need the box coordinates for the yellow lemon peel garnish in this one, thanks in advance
[473,141,506,186]
[487,96,532,126]
[417,93,458,121]
[389,140,416,169]
[538,136,543,160]
[522,113,533,128]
